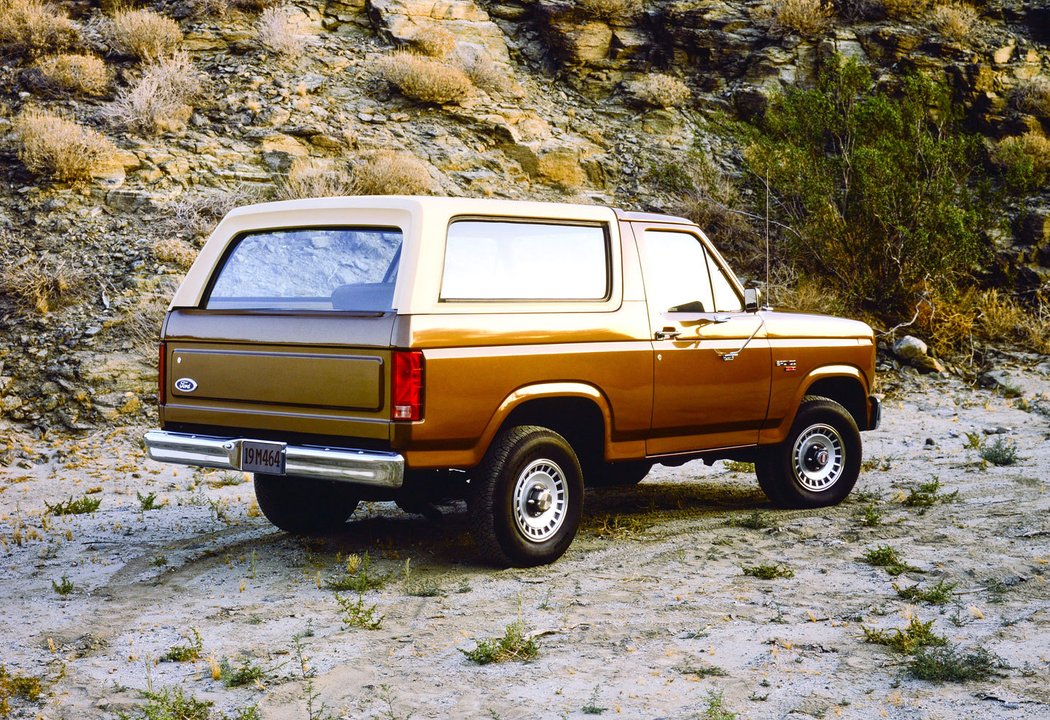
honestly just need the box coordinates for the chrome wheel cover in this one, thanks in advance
[791,423,845,492]
[513,459,568,543]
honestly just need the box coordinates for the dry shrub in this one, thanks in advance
[105,52,204,134]
[577,0,643,21]
[771,0,833,36]
[107,8,182,61]
[189,0,230,17]
[0,0,78,58]
[459,46,511,95]
[537,149,585,189]
[153,237,198,268]
[278,157,354,199]
[30,53,109,95]
[930,2,978,42]
[1011,77,1050,119]
[880,0,930,18]
[377,51,474,105]
[0,255,88,314]
[167,185,264,238]
[352,150,432,195]
[408,26,457,58]
[231,0,280,11]
[915,287,1050,355]
[769,272,851,316]
[629,73,691,109]
[989,131,1050,193]
[14,107,117,183]
[256,5,307,59]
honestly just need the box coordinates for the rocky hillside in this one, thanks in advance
[0,0,1048,439]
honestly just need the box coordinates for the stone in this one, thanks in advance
[550,20,612,64]
[893,335,945,374]
[105,189,157,212]
[992,41,1015,65]
[1019,208,1050,246]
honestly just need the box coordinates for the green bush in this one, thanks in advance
[744,56,992,316]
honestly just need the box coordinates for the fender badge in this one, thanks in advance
[776,360,798,373]
[174,378,198,393]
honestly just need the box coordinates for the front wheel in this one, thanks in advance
[756,397,861,508]
[469,425,584,567]
[254,474,360,534]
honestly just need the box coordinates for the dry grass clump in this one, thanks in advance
[880,0,930,18]
[537,149,585,189]
[105,52,204,134]
[106,8,182,60]
[1011,77,1050,119]
[0,255,89,314]
[989,131,1050,192]
[153,237,198,268]
[771,0,833,36]
[30,53,109,95]
[377,51,474,105]
[0,0,78,58]
[629,73,691,109]
[353,150,433,195]
[256,5,307,59]
[913,286,1050,355]
[167,186,264,238]
[278,157,354,199]
[459,46,511,95]
[13,107,117,183]
[408,26,457,58]
[930,2,978,42]
[577,0,644,21]
[231,0,280,10]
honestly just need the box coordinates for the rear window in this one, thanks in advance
[440,220,609,301]
[205,227,402,311]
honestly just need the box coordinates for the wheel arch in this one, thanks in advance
[761,365,868,445]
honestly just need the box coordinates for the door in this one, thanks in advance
[637,227,771,454]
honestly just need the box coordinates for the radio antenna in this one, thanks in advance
[764,169,770,307]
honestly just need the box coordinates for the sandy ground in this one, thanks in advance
[1,365,1049,720]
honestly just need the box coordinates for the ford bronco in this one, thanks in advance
[145,196,880,566]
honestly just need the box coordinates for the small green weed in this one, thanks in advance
[402,577,443,597]
[161,629,203,662]
[461,620,538,664]
[702,691,737,720]
[894,579,956,605]
[963,432,982,450]
[861,457,892,472]
[909,645,1002,682]
[903,479,959,513]
[207,497,230,524]
[586,513,654,539]
[51,575,74,596]
[137,491,159,511]
[0,665,43,715]
[862,546,921,576]
[326,552,388,592]
[723,460,755,473]
[120,686,211,720]
[980,438,1019,466]
[742,564,794,579]
[727,511,773,530]
[336,593,383,630]
[219,657,265,688]
[863,615,946,654]
[581,684,607,715]
[208,472,245,488]
[858,503,881,527]
[45,495,101,515]
[675,662,728,678]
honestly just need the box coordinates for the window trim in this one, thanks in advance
[637,226,745,314]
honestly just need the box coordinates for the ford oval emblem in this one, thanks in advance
[175,378,198,393]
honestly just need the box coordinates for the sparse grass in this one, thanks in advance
[903,478,959,512]
[1011,76,1050,118]
[325,552,388,592]
[537,149,585,189]
[857,503,881,527]
[702,691,737,720]
[585,513,654,539]
[628,73,691,109]
[161,629,203,662]
[52,575,74,595]
[742,563,794,579]
[402,576,443,597]
[0,254,89,314]
[459,47,511,95]
[461,620,538,664]
[256,5,307,59]
[861,456,892,472]
[863,615,946,654]
[119,686,217,720]
[408,25,456,58]
[29,53,109,95]
[674,662,728,678]
[219,657,265,688]
[723,460,755,473]
[577,0,643,21]
[352,150,432,195]
[45,494,101,515]
[862,546,921,576]
[963,431,982,450]
[137,491,159,511]
[376,51,474,105]
[335,592,383,630]
[726,510,773,529]
[0,665,43,716]
[278,157,353,200]
[106,9,182,61]
[980,437,1019,466]
[771,0,833,37]
[990,132,1050,195]
[894,579,956,605]
[909,645,1001,682]
[105,52,204,134]
[931,2,978,42]
[0,0,78,58]
[13,108,117,183]
[581,685,607,714]
[880,0,929,18]
[154,237,198,268]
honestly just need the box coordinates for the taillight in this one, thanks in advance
[391,350,423,421]
[158,342,166,406]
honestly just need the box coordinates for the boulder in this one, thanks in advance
[893,335,945,374]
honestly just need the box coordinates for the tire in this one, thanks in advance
[587,460,653,487]
[254,474,360,534]
[755,397,861,508]
[469,425,584,567]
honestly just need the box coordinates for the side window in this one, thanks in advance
[638,230,715,313]
[441,220,608,301]
[707,251,743,312]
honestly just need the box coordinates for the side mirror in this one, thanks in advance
[744,287,762,313]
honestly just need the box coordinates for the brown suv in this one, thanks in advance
[145,196,880,566]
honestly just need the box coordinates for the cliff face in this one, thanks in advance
[0,0,1047,436]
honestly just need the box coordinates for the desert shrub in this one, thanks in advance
[537,149,585,189]
[771,0,833,37]
[0,254,89,313]
[989,132,1050,195]
[880,0,930,18]
[1011,77,1050,119]
[30,53,109,95]
[930,3,978,42]
[256,5,307,59]
[910,285,1050,354]
[744,56,992,317]
[408,26,457,58]
[458,46,511,95]
[153,237,198,268]
[629,73,691,109]
[231,0,280,10]
[376,51,474,104]
[0,0,78,58]
[278,157,354,199]
[105,52,204,134]
[13,107,117,183]
[909,646,1001,682]
[167,186,264,238]
[577,0,643,21]
[352,150,432,195]
[106,8,182,60]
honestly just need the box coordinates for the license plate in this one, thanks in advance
[241,440,286,475]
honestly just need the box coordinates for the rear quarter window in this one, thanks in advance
[205,227,402,311]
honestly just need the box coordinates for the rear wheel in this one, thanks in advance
[254,474,360,534]
[470,425,584,567]
[756,397,861,508]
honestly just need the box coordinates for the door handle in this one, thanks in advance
[655,328,681,340]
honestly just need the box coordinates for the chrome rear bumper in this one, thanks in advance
[143,430,404,488]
